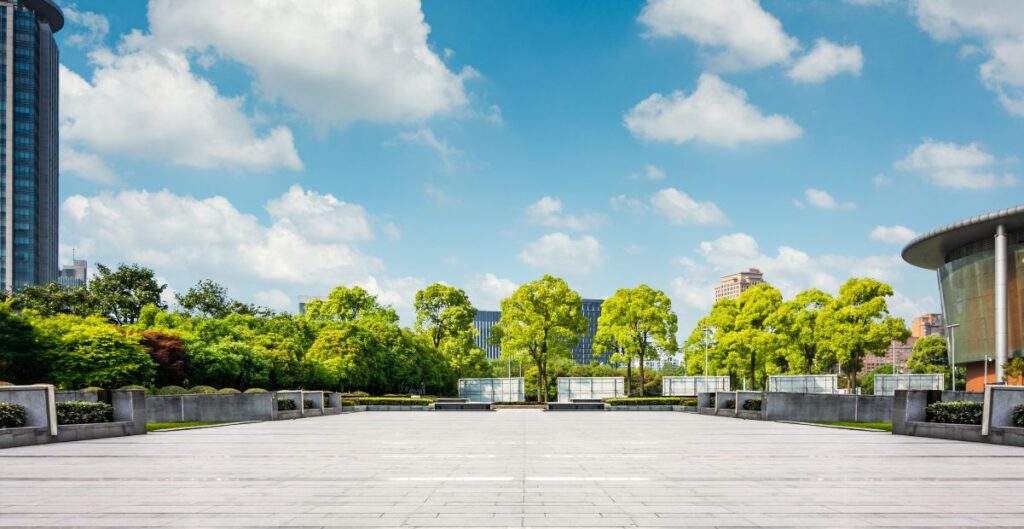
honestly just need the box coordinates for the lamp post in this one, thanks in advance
[984,355,991,389]
[701,324,712,393]
[946,323,960,391]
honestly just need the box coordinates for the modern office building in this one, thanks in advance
[714,268,764,301]
[57,258,86,288]
[861,339,914,375]
[902,205,1024,391]
[912,313,945,338]
[296,295,317,316]
[473,310,501,360]
[0,0,62,292]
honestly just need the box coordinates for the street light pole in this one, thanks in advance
[946,323,960,391]
[702,324,710,393]
[984,355,991,389]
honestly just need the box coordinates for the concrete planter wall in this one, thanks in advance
[893,388,1024,447]
[148,392,277,422]
[607,405,674,411]
[763,393,892,423]
[1,386,146,449]
[364,405,430,411]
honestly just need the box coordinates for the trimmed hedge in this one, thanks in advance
[926,401,983,425]
[341,391,369,398]
[159,385,189,395]
[117,385,151,394]
[277,398,297,411]
[189,385,217,394]
[0,402,26,428]
[79,387,104,392]
[56,401,114,425]
[742,398,762,411]
[340,399,357,407]
[244,388,267,393]
[1012,404,1024,428]
[217,388,240,394]
[604,397,688,406]
[722,399,736,410]
[356,397,432,406]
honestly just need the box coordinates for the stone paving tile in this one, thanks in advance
[2,411,1024,528]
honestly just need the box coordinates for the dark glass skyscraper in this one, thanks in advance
[0,0,61,292]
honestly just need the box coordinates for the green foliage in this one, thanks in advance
[277,398,297,411]
[722,399,736,409]
[495,275,588,402]
[1012,404,1024,428]
[1003,358,1024,378]
[117,385,151,394]
[742,398,762,411]
[0,300,49,384]
[340,398,357,406]
[90,263,167,324]
[244,388,266,393]
[158,385,189,395]
[11,283,99,317]
[595,285,678,396]
[189,385,217,394]
[303,286,398,324]
[303,399,315,409]
[604,397,687,406]
[79,387,104,392]
[861,365,897,395]
[0,402,26,428]
[926,401,983,425]
[766,289,833,374]
[34,315,155,389]
[55,401,114,425]
[187,341,270,390]
[217,388,240,394]
[415,283,477,347]
[355,397,432,406]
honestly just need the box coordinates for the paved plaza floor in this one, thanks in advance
[2,410,1024,528]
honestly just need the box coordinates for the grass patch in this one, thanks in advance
[812,421,892,432]
[147,421,229,432]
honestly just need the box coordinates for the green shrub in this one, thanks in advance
[356,397,431,406]
[340,399,357,406]
[189,385,217,394]
[722,399,736,410]
[1012,404,1024,428]
[117,385,151,394]
[217,388,240,394]
[244,388,267,393]
[56,401,114,425]
[341,391,369,398]
[0,403,26,428]
[79,386,104,392]
[303,399,315,409]
[277,398,297,411]
[159,385,189,395]
[680,398,698,407]
[604,397,687,406]
[742,398,762,411]
[926,401,983,425]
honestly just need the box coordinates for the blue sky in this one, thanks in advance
[54,0,1024,332]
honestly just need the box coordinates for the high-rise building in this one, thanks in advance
[912,313,945,339]
[714,268,764,301]
[57,258,86,288]
[572,299,608,364]
[0,0,62,292]
[297,295,317,315]
[473,310,501,360]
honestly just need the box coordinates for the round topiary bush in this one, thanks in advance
[189,385,217,394]
[117,385,151,395]
[158,385,189,395]
[217,388,240,394]
[79,387,104,392]
[244,388,267,393]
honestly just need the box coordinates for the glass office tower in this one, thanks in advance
[0,0,61,291]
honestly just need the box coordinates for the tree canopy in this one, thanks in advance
[595,285,678,396]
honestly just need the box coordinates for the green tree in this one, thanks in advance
[12,283,98,317]
[861,365,897,395]
[304,286,398,324]
[188,340,271,389]
[90,263,167,324]
[305,324,369,390]
[729,284,784,389]
[766,288,833,374]
[414,283,477,347]
[0,301,49,383]
[175,279,231,318]
[817,278,910,389]
[683,299,739,383]
[34,315,156,389]
[907,335,948,372]
[494,275,587,402]
[595,285,678,396]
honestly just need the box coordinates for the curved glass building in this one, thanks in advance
[902,205,1024,391]
[0,0,62,291]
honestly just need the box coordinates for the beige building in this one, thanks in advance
[912,313,945,338]
[714,268,764,301]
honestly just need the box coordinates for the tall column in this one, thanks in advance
[995,224,1008,381]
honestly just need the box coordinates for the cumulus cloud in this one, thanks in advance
[637,0,798,71]
[911,0,1024,116]
[60,47,301,171]
[525,197,605,231]
[397,128,462,169]
[650,188,726,225]
[465,273,519,309]
[624,73,802,146]
[610,194,648,214]
[800,188,856,210]
[787,39,863,83]
[630,164,667,180]
[60,144,117,184]
[63,5,110,49]
[518,233,605,274]
[147,0,471,127]
[870,225,917,245]
[894,139,1017,188]
[265,185,373,242]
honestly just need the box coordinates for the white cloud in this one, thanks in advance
[465,273,518,309]
[254,289,293,313]
[787,39,863,83]
[60,144,117,184]
[265,185,374,242]
[911,0,1024,116]
[637,0,798,71]
[629,164,666,180]
[60,46,301,171]
[58,187,432,322]
[518,233,605,274]
[873,173,891,186]
[382,223,402,241]
[870,225,917,245]
[610,194,647,214]
[624,73,802,146]
[147,0,471,127]
[802,188,856,211]
[397,128,462,169]
[894,139,1017,188]
[424,182,457,205]
[650,188,727,225]
[63,6,110,49]
[357,276,426,318]
[525,197,605,231]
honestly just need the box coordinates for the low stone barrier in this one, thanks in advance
[147,392,277,422]
[1,386,145,449]
[764,392,891,423]
[894,388,1024,447]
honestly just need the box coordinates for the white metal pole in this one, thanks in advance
[995,224,1008,382]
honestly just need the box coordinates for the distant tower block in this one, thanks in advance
[714,268,764,302]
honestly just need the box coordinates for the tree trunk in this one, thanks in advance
[639,352,646,397]
[626,359,632,397]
